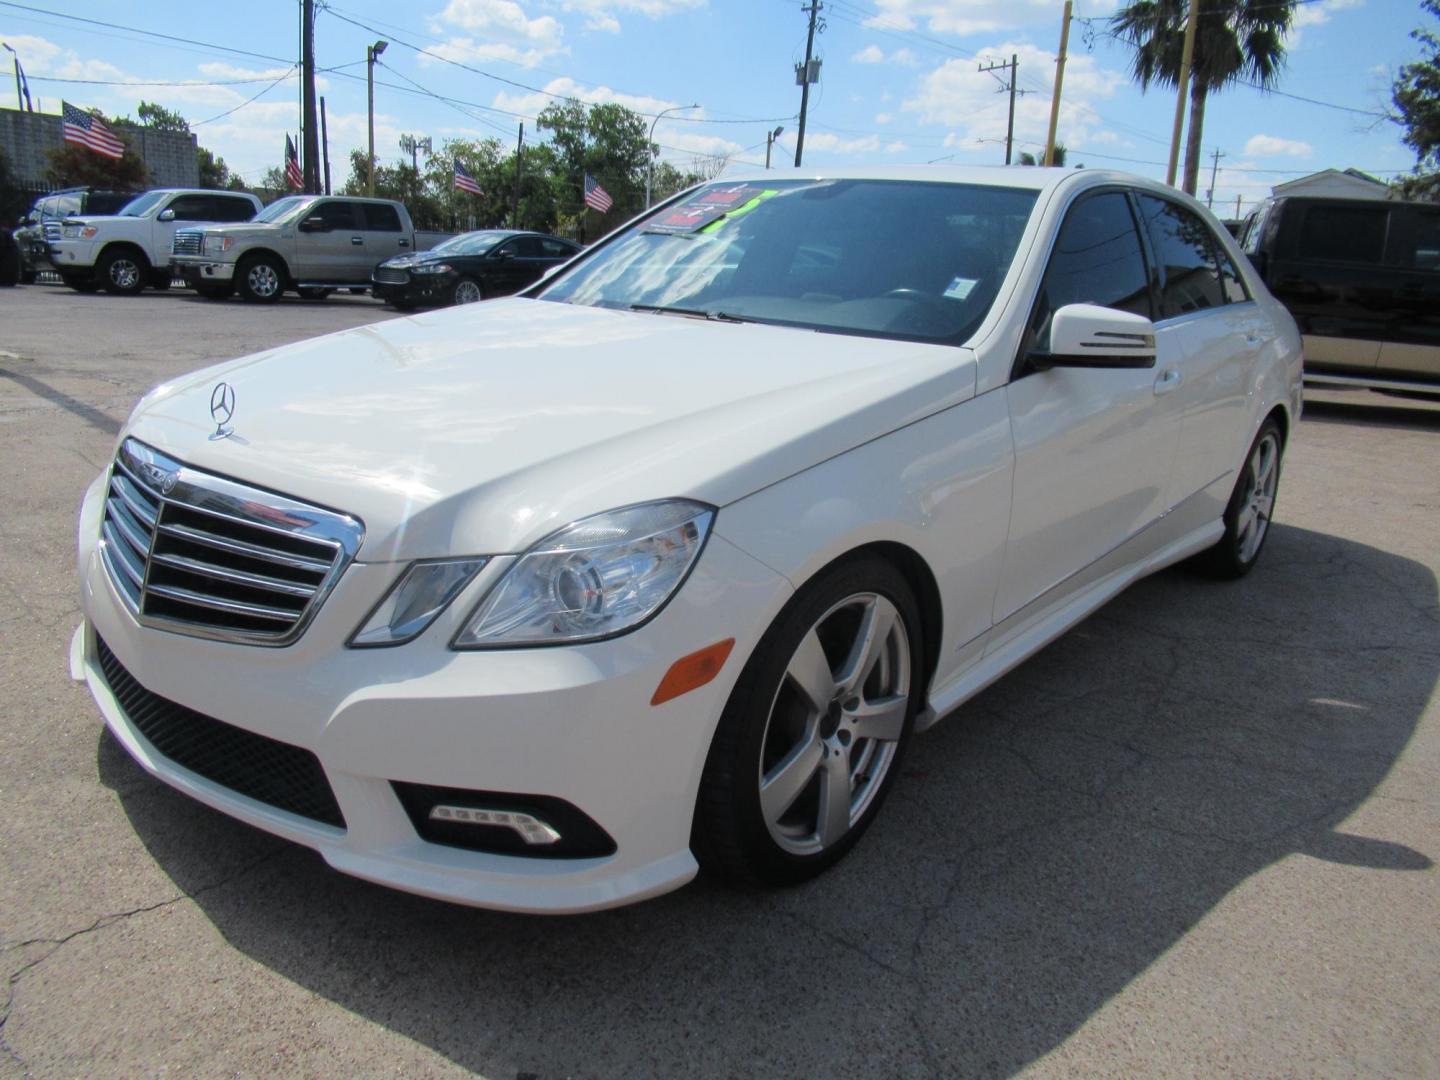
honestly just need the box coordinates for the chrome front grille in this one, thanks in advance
[99,439,363,646]
[372,267,410,284]
[43,221,61,241]
[172,230,204,256]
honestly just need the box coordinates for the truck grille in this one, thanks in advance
[43,221,61,241]
[172,230,204,256]
[99,439,363,647]
[96,634,346,829]
[372,267,410,285]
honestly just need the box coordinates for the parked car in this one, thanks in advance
[13,187,137,285]
[171,194,415,302]
[371,229,581,309]
[46,188,261,295]
[73,166,1302,913]
[1240,194,1440,397]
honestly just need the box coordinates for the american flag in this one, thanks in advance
[284,134,303,190]
[454,159,483,196]
[583,174,613,213]
[61,101,125,160]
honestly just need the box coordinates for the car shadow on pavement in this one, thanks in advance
[96,522,1437,1078]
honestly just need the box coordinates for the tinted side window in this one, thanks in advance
[1215,245,1249,303]
[360,203,402,231]
[1296,205,1388,264]
[1401,210,1440,272]
[1137,195,1226,317]
[306,201,359,230]
[539,238,575,258]
[166,195,214,221]
[214,196,257,222]
[512,236,546,258]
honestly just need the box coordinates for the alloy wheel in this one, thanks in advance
[247,263,280,298]
[109,258,140,290]
[758,592,910,856]
[454,279,482,304]
[1236,431,1279,563]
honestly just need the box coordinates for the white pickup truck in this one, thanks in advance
[47,188,262,295]
[170,194,415,302]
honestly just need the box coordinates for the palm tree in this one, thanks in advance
[1018,144,1068,166]
[1112,0,1293,195]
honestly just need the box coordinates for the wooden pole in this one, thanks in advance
[1044,2,1071,166]
[1166,0,1200,187]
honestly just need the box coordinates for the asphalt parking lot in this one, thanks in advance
[2,282,1437,1078]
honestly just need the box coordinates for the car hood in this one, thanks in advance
[122,299,977,561]
[380,251,458,268]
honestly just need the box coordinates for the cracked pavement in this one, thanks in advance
[2,285,1438,1078]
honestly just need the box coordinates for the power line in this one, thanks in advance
[193,65,298,126]
[0,1,292,64]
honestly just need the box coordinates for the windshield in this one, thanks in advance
[540,179,1038,345]
[254,196,315,224]
[431,231,507,256]
[118,192,167,217]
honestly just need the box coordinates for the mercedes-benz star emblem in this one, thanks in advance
[209,382,236,441]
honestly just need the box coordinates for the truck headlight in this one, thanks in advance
[349,558,488,647]
[62,225,97,239]
[453,500,714,648]
[203,235,235,255]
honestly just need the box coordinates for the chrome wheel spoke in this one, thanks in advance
[760,732,822,824]
[850,692,908,743]
[786,629,836,713]
[836,597,895,695]
[816,750,852,846]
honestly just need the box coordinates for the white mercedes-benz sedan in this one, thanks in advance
[73,166,1302,913]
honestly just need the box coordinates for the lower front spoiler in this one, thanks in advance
[69,623,698,914]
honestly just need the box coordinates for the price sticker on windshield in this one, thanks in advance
[646,185,775,234]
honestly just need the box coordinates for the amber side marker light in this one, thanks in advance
[651,638,736,706]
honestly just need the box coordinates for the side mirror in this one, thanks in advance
[158,208,176,222]
[1037,303,1157,370]
[491,248,512,259]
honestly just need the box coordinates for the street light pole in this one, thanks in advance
[645,102,700,208]
[765,125,785,169]
[366,40,388,197]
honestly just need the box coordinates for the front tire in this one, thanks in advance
[452,276,483,305]
[99,248,148,295]
[694,556,923,885]
[236,255,285,303]
[1195,418,1284,579]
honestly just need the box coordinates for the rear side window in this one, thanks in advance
[1025,191,1152,355]
[166,195,214,221]
[213,196,257,222]
[1296,205,1388,264]
[360,203,402,232]
[539,238,575,258]
[1137,195,1227,317]
[1401,210,1440,272]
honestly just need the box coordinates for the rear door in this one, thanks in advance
[357,203,409,269]
[997,189,1185,622]
[1377,204,1440,382]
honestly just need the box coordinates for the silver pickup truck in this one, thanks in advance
[170,194,414,302]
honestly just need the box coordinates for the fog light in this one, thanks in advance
[429,805,562,845]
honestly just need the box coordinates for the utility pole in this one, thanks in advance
[512,121,524,229]
[765,125,785,168]
[300,0,320,193]
[1234,193,1243,219]
[1206,148,1224,209]
[979,54,1019,165]
[1044,2,1071,166]
[794,1,822,168]
[320,95,331,194]
[366,40,387,197]
[1166,0,1200,188]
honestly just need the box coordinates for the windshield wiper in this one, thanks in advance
[629,303,748,324]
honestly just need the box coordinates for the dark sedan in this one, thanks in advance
[371,229,581,309]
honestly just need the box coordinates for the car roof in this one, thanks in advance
[718,163,1203,202]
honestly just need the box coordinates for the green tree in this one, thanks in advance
[1018,144,1068,166]
[134,100,189,132]
[45,140,149,189]
[1112,0,1293,195]
[537,99,652,228]
[1393,0,1440,198]
[197,146,245,190]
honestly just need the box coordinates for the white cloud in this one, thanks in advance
[861,0,1061,36]
[556,0,706,33]
[902,42,1125,153]
[425,0,566,66]
[875,112,893,124]
[853,44,886,64]
[492,75,683,120]
[1293,0,1364,30]
[1244,134,1313,158]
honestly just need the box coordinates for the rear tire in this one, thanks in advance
[1194,418,1285,579]
[694,555,923,886]
[99,248,148,295]
[236,254,285,303]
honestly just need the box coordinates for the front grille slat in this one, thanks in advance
[97,439,362,646]
[96,636,346,828]
[172,230,204,256]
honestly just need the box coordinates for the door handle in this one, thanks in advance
[398,239,410,247]
[351,236,363,245]
[1153,368,1182,395]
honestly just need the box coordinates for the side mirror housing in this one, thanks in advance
[158,208,176,222]
[1035,303,1157,370]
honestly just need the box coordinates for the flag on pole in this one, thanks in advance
[453,159,483,196]
[61,101,125,159]
[583,173,613,213]
[284,134,303,190]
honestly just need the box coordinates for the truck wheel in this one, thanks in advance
[100,248,148,295]
[237,255,285,303]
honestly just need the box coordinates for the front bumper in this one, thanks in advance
[370,271,456,306]
[74,471,789,912]
[172,255,236,283]
[47,239,100,270]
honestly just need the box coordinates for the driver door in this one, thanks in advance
[295,201,361,281]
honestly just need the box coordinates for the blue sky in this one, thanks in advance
[0,0,1427,216]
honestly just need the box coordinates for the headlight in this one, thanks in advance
[203,235,234,255]
[349,558,488,647]
[411,263,452,275]
[62,225,97,239]
[453,500,714,648]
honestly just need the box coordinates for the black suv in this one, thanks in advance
[1240,195,1440,397]
[12,187,137,283]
